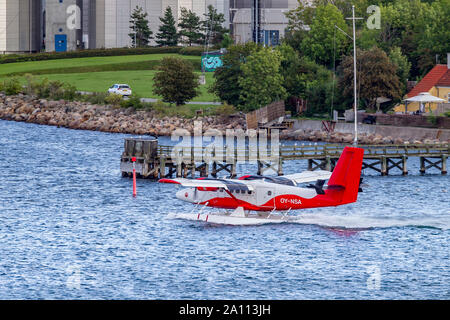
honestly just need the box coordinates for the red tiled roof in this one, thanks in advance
[436,69,450,87]
[407,64,448,98]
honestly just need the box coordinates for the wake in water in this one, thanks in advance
[167,210,450,230]
[288,212,450,230]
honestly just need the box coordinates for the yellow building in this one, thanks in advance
[395,53,450,114]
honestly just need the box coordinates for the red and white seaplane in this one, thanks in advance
[159,146,364,225]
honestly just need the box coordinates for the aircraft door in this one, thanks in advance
[257,187,275,208]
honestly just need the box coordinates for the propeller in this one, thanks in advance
[307,179,326,195]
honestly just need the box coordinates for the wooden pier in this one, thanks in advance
[121,138,449,179]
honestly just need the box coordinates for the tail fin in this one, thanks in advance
[327,146,364,205]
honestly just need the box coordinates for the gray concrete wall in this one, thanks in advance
[0,0,8,52]
[95,0,106,48]
[82,0,96,49]
[45,0,81,52]
[0,0,42,53]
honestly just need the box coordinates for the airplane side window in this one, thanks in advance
[248,190,252,195]
[267,191,272,196]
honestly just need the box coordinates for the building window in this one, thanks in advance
[448,93,450,103]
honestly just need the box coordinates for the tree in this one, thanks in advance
[300,3,348,67]
[153,57,199,105]
[239,47,287,112]
[283,0,315,53]
[415,0,450,75]
[276,43,305,98]
[210,42,259,107]
[219,33,233,49]
[129,6,153,47]
[389,46,411,93]
[156,6,179,47]
[202,5,229,46]
[312,0,370,19]
[339,47,402,111]
[178,7,203,46]
[357,0,446,78]
[276,42,334,116]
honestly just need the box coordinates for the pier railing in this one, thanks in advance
[157,143,449,160]
[121,142,448,178]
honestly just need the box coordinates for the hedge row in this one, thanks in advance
[178,46,205,56]
[0,46,204,64]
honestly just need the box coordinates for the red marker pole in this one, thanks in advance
[132,157,137,197]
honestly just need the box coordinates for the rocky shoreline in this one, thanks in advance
[0,94,246,136]
[1,94,449,145]
[280,128,449,145]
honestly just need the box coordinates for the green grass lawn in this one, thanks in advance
[0,53,199,76]
[0,53,220,102]
[21,70,218,102]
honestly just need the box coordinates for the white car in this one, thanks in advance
[108,84,132,96]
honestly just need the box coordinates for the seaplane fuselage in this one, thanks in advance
[176,181,343,211]
[161,147,365,212]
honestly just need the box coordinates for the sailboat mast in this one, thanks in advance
[352,5,358,146]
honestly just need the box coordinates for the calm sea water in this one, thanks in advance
[0,119,449,299]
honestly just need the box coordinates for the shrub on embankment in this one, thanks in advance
[0,46,202,65]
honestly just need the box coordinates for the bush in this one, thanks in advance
[2,77,23,95]
[179,46,204,56]
[214,103,236,117]
[104,93,123,106]
[120,95,144,109]
[62,83,78,101]
[24,73,36,95]
[0,47,183,64]
[149,100,170,115]
[47,80,65,99]
[427,115,438,126]
[80,92,109,105]
[35,78,50,98]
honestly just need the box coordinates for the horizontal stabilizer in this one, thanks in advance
[283,170,332,185]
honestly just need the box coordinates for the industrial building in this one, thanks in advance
[0,0,43,53]
[92,0,229,49]
[230,0,299,45]
[0,0,301,54]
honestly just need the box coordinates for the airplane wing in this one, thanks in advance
[282,170,332,184]
[159,178,254,192]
